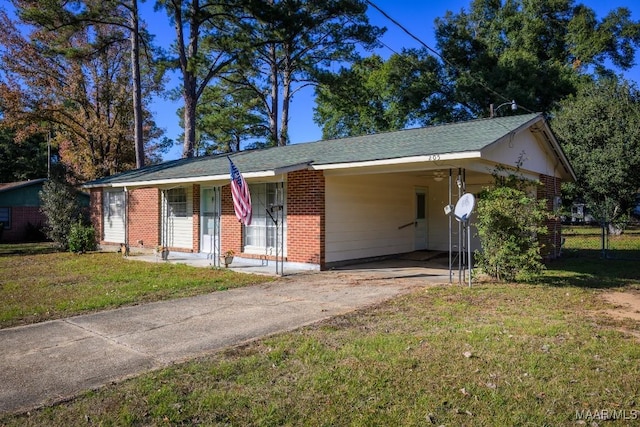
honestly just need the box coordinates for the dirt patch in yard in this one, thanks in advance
[602,291,640,321]
[600,290,640,340]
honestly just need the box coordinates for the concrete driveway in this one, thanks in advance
[0,260,451,415]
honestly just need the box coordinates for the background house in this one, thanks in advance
[0,179,90,243]
[0,179,48,242]
[84,113,575,270]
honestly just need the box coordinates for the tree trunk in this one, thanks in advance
[183,82,197,158]
[280,50,292,146]
[175,0,198,158]
[130,0,144,168]
[268,42,278,146]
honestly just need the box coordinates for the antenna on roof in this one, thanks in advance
[489,100,517,118]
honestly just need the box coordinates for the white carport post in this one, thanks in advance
[447,168,473,287]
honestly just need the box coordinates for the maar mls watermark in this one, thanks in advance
[575,409,639,421]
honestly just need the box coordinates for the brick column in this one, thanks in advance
[287,169,325,268]
[90,189,103,243]
[220,184,243,255]
[127,187,160,248]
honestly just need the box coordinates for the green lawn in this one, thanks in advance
[0,243,270,328]
[1,244,639,425]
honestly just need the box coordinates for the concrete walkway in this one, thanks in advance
[0,262,450,415]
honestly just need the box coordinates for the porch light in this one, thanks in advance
[433,170,445,181]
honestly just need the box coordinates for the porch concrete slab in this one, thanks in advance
[0,271,447,415]
[125,252,312,276]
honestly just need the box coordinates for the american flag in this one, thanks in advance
[228,157,252,226]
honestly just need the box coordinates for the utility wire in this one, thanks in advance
[364,0,535,114]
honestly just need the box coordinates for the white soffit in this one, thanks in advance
[312,152,482,171]
[89,162,311,188]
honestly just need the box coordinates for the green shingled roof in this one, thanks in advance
[85,113,543,187]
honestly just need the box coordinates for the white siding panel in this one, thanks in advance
[428,183,485,253]
[325,172,490,263]
[483,129,559,177]
[427,183,449,251]
[103,216,125,243]
[325,174,425,263]
[167,216,193,248]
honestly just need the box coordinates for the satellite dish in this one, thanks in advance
[454,193,475,222]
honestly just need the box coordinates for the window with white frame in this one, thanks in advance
[167,188,188,217]
[244,183,286,254]
[0,207,11,229]
[104,191,125,218]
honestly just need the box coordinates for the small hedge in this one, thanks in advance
[68,222,97,253]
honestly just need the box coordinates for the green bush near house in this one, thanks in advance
[474,159,551,282]
[67,221,97,253]
[39,180,85,250]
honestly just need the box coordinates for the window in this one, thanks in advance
[167,188,188,217]
[104,191,125,218]
[244,183,286,254]
[416,193,426,220]
[0,207,11,229]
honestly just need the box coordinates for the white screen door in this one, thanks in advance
[201,187,220,256]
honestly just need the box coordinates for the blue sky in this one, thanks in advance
[5,1,640,160]
[148,0,640,160]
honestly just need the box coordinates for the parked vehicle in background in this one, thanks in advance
[563,203,594,225]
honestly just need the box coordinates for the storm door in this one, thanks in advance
[201,187,220,258]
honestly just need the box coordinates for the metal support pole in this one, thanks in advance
[124,187,129,255]
[448,168,453,283]
[457,168,462,284]
[467,220,472,288]
[280,180,285,275]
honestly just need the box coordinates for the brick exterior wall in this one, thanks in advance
[91,187,162,249]
[127,187,160,249]
[287,169,325,268]
[538,174,562,259]
[0,206,46,242]
[89,188,103,244]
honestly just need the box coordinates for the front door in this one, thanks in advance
[201,187,220,257]
[414,188,428,250]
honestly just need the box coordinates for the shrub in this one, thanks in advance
[39,180,84,250]
[68,221,97,253]
[474,157,551,282]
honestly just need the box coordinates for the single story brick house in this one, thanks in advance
[83,113,575,271]
[0,179,48,242]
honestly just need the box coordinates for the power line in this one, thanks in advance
[364,0,535,114]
